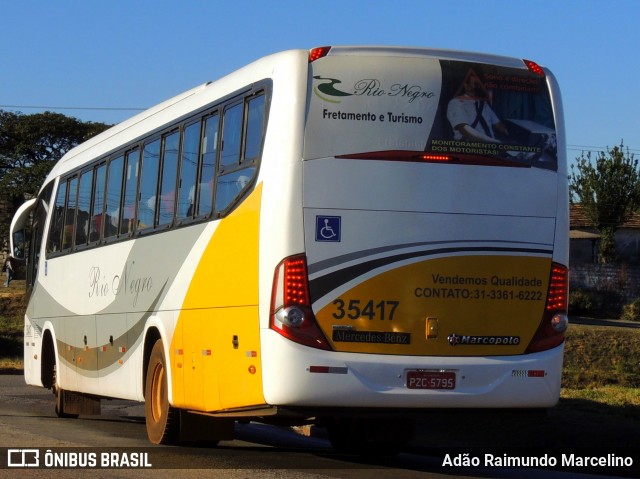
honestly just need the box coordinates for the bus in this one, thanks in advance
[11,46,568,453]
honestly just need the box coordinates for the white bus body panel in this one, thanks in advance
[261,331,563,408]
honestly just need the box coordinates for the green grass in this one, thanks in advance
[563,324,640,389]
[562,386,640,409]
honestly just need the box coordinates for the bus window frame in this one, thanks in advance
[102,154,125,246]
[44,81,270,259]
[72,166,95,252]
[61,175,78,253]
[196,110,221,221]
[119,147,141,238]
[136,137,162,236]
[155,129,181,231]
[214,90,266,218]
[176,119,203,227]
[47,178,68,255]
[87,162,107,247]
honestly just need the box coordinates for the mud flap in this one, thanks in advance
[57,389,101,416]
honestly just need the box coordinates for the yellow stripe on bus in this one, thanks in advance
[171,184,265,411]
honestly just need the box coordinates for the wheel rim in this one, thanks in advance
[150,362,164,423]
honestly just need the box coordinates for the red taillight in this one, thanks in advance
[270,255,331,350]
[524,59,545,77]
[309,46,331,62]
[546,264,569,312]
[526,263,569,353]
[419,154,453,162]
[283,256,309,305]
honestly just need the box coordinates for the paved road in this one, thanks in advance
[0,375,635,479]
[0,375,487,479]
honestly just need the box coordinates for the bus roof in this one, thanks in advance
[321,45,532,69]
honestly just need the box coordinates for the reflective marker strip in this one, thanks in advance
[512,369,546,378]
[309,366,348,374]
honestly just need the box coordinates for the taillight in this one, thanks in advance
[270,254,331,350]
[523,59,545,77]
[546,264,569,312]
[526,263,569,353]
[309,46,331,62]
[420,154,452,162]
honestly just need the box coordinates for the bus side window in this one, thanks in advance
[47,180,68,253]
[61,177,78,251]
[215,93,264,214]
[220,103,243,170]
[157,132,180,227]
[138,139,160,231]
[104,155,124,239]
[215,168,256,213]
[244,94,265,163]
[89,164,106,243]
[177,121,201,221]
[75,169,94,248]
[120,148,140,235]
[197,113,219,217]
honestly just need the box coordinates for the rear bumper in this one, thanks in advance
[261,330,563,409]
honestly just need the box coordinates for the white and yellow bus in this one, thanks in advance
[11,46,568,452]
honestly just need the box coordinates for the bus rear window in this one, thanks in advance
[305,56,557,170]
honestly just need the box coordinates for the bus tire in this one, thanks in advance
[145,339,180,444]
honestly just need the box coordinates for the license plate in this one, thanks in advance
[406,370,456,390]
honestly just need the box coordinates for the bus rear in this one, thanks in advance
[265,47,568,414]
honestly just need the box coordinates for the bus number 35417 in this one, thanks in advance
[331,299,400,320]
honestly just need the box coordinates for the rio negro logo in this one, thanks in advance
[313,76,434,104]
[313,76,353,103]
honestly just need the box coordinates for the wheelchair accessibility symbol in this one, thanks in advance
[315,216,341,242]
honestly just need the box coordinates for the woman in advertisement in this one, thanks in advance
[447,68,510,143]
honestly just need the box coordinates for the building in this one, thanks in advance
[570,204,640,264]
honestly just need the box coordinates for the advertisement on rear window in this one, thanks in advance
[305,57,557,169]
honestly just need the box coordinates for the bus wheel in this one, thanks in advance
[145,339,180,444]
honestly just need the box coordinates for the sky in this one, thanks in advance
[2,0,639,163]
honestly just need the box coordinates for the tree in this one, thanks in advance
[0,110,111,245]
[569,142,640,263]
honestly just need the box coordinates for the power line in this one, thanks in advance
[567,144,640,155]
[568,144,639,150]
[568,144,604,149]
[0,104,146,112]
